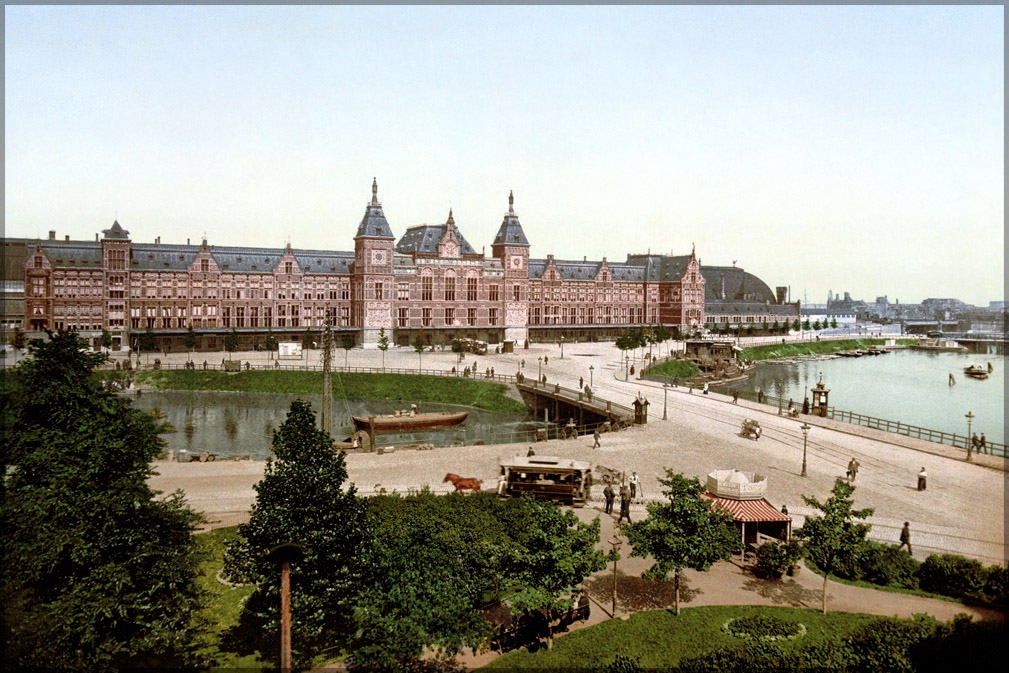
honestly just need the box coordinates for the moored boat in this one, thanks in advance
[352,409,469,433]
[963,364,989,380]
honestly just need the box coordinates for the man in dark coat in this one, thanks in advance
[603,483,615,515]
[617,485,632,524]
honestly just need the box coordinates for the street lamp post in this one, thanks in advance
[625,354,629,381]
[800,422,811,477]
[559,335,565,359]
[589,365,594,388]
[538,356,543,382]
[965,411,975,461]
[609,534,622,617]
[663,383,669,421]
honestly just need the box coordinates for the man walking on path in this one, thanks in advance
[847,458,860,482]
[979,433,987,454]
[593,426,601,448]
[617,485,632,524]
[603,483,615,515]
[898,522,912,555]
[917,466,928,491]
[629,472,640,502]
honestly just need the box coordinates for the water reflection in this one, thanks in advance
[130,390,530,459]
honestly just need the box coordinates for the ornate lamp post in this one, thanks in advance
[965,411,975,461]
[663,383,669,421]
[537,356,543,382]
[800,422,811,477]
[559,335,565,359]
[609,534,622,617]
[625,354,630,381]
[589,365,594,387]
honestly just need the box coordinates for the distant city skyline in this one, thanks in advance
[5,4,1003,306]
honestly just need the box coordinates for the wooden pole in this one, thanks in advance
[280,559,292,673]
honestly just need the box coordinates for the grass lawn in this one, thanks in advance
[135,370,528,414]
[645,359,701,380]
[193,527,265,671]
[481,605,879,670]
[739,339,917,362]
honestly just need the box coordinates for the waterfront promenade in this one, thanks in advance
[148,338,1007,567]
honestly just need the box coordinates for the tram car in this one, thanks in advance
[497,455,593,507]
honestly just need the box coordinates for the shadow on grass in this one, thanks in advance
[584,571,702,613]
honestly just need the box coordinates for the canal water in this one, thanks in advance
[131,391,530,460]
[718,349,1005,444]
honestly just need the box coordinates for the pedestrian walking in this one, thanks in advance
[847,458,860,482]
[702,382,709,395]
[579,376,584,389]
[629,472,639,501]
[917,466,928,491]
[979,433,987,454]
[617,485,632,524]
[971,433,980,453]
[603,483,615,514]
[898,522,912,555]
[593,426,601,448]
[732,390,738,404]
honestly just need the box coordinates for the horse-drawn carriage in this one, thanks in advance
[740,418,762,440]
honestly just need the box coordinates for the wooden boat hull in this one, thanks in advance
[352,411,469,433]
[963,367,989,380]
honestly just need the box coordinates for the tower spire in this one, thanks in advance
[508,190,515,215]
[447,208,454,225]
[371,177,379,205]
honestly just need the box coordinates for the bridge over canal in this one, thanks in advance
[516,379,643,430]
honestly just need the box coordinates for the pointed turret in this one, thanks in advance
[492,190,530,248]
[355,178,395,239]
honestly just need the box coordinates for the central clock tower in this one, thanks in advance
[491,191,531,345]
[353,178,396,346]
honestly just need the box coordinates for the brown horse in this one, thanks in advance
[444,472,482,493]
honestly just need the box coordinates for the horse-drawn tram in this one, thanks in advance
[498,455,593,507]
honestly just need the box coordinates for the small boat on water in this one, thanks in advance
[963,364,989,380]
[352,410,469,433]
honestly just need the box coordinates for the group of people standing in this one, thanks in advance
[602,471,642,524]
[970,433,989,454]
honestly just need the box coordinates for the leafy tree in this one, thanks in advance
[813,319,822,331]
[830,318,838,329]
[624,471,738,614]
[1,331,205,671]
[503,497,607,647]
[795,478,874,613]
[183,325,197,361]
[137,329,157,364]
[792,319,800,332]
[377,327,390,371]
[341,335,354,368]
[264,329,278,360]
[301,328,315,350]
[224,328,239,359]
[8,326,27,350]
[802,319,811,332]
[772,320,780,333]
[412,335,425,371]
[99,329,113,351]
[224,399,371,669]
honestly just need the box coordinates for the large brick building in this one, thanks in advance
[10,180,791,352]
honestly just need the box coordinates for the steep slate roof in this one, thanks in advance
[127,243,353,275]
[492,191,530,247]
[396,216,479,257]
[36,241,104,268]
[528,253,695,283]
[702,265,775,303]
[102,220,130,240]
[131,244,199,271]
[355,178,395,239]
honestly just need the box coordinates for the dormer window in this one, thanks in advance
[201,259,209,273]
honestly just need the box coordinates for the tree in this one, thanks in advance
[794,478,874,614]
[624,471,738,614]
[138,329,157,364]
[503,497,607,648]
[376,327,390,371]
[224,399,371,668]
[301,328,315,351]
[264,329,278,360]
[792,319,801,332]
[224,328,239,360]
[813,319,822,331]
[8,326,27,350]
[831,318,838,329]
[1,331,205,671]
[99,329,113,352]
[183,325,197,361]
[802,319,811,332]
[412,335,425,371]
[341,335,354,368]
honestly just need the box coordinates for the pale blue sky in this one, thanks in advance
[5,4,1004,306]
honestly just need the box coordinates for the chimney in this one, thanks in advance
[95,234,99,241]
[49,230,56,240]
[187,238,190,245]
[65,235,70,241]
[156,236,160,244]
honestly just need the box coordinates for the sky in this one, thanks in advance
[4,4,1004,307]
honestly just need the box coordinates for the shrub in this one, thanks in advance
[723,614,805,641]
[845,615,938,673]
[754,540,804,579]
[982,564,1009,609]
[858,541,920,589]
[916,554,987,599]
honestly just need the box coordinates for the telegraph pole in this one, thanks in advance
[321,320,333,435]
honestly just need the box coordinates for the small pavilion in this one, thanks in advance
[701,469,792,561]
